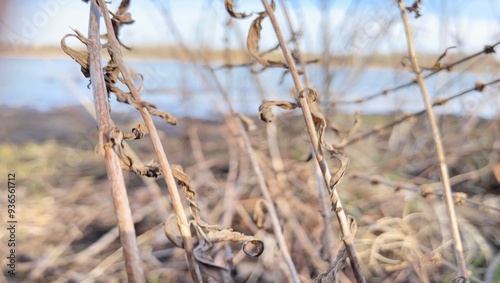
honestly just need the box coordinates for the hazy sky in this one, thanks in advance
[0,0,499,55]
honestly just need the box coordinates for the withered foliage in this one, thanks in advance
[258,100,299,123]
[405,0,422,18]
[422,46,456,71]
[62,1,265,282]
[224,0,252,19]
[225,0,294,73]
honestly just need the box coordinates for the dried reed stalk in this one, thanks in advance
[209,69,302,283]
[92,0,202,281]
[157,6,301,280]
[260,1,366,282]
[277,0,336,263]
[87,2,144,282]
[397,0,468,280]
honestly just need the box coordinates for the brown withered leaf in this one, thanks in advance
[60,29,90,77]
[247,1,289,70]
[225,0,252,19]
[98,127,162,177]
[116,0,130,16]
[102,58,177,125]
[258,100,299,123]
[98,0,134,50]
[193,241,234,283]
[298,89,350,193]
[148,107,177,125]
[205,230,264,257]
[122,124,148,140]
[424,46,456,71]
[406,0,422,18]
[172,165,226,231]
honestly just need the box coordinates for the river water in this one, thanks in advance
[0,56,497,119]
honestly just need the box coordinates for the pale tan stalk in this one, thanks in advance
[278,0,337,263]
[397,0,468,280]
[209,69,302,283]
[93,0,202,281]
[87,3,144,282]
[155,6,301,280]
[260,1,366,282]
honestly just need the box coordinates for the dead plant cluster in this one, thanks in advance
[1,0,499,282]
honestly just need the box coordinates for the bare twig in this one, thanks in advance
[87,3,144,282]
[337,40,499,105]
[259,1,366,282]
[397,0,468,280]
[277,0,337,264]
[345,78,500,145]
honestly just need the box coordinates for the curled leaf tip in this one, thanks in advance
[225,0,252,19]
[242,240,265,257]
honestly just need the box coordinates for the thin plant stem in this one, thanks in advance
[87,3,144,282]
[93,0,202,281]
[397,0,468,280]
[278,0,337,264]
[260,1,366,282]
[156,5,302,280]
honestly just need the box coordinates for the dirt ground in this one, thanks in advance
[0,105,499,282]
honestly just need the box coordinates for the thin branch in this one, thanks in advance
[278,0,337,264]
[350,173,500,213]
[336,40,499,105]
[87,2,144,282]
[345,78,500,145]
[260,1,366,282]
[397,0,468,280]
[155,4,300,281]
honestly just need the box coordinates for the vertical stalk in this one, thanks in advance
[93,0,202,281]
[87,3,144,282]
[278,0,337,263]
[260,1,366,282]
[397,0,468,280]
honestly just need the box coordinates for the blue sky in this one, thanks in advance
[0,0,499,55]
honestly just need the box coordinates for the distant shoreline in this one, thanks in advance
[1,45,499,72]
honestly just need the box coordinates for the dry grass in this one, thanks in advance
[1,0,500,282]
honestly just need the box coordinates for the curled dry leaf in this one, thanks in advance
[172,165,226,231]
[258,100,299,123]
[193,241,234,283]
[60,29,90,77]
[102,58,177,125]
[247,1,290,70]
[103,0,134,50]
[424,46,456,71]
[122,124,149,140]
[406,0,422,18]
[97,127,162,177]
[225,0,252,19]
[205,230,264,257]
[298,89,350,208]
